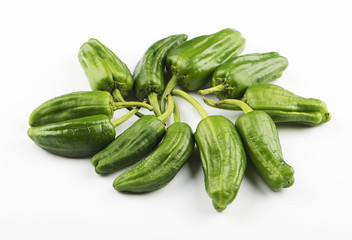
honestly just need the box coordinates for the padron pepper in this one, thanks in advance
[92,95,175,174]
[78,39,143,117]
[29,91,152,127]
[27,108,141,158]
[203,84,330,126]
[78,38,133,99]
[134,34,188,116]
[212,99,294,191]
[113,96,194,192]
[199,52,288,99]
[171,89,246,212]
[160,28,245,112]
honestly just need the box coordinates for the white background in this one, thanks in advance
[1,0,351,239]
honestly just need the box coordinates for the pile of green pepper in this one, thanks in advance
[28,28,330,212]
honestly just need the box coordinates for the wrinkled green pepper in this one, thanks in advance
[134,34,188,116]
[171,89,246,212]
[113,96,194,192]
[221,99,294,191]
[78,38,134,101]
[92,95,175,174]
[27,108,140,158]
[29,91,152,127]
[78,38,144,117]
[199,52,288,99]
[203,84,330,126]
[160,28,245,112]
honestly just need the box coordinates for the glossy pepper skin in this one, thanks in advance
[92,94,174,174]
[113,122,194,192]
[204,84,331,126]
[195,116,247,212]
[235,111,294,191]
[29,91,153,127]
[29,91,114,127]
[134,34,188,100]
[166,28,245,91]
[200,52,288,99]
[28,115,116,158]
[242,84,330,125]
[92,115,165,174]
[78,38,134,96]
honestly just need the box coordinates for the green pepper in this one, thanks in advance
[29,91,153,127]
[134,34,188,116]
[160,28,245,112]
[199,52,288,99]
[171,89,246,212]
[27,108,140,158]
[215,99,294,191]
[203,84,330,126]
[78,38,133,99]
[92,95,175,174]
[113,96,194,192]
[78,39,143,118]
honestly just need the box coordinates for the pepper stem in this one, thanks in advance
[112,101,153,111]
[157,94,174,123]
[198,84,226,96]
[148,92,162,117]
[171,89,208,119]
[112,89,144,118]
[111,108,140,128]
[160,75,177,113]
[216,99,253,114]
[203,97,241,111]
[112,88,125,102]
[171,95,180,123]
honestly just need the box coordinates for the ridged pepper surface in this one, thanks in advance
[78,38,134,101]
[92,95,175,174]
[235,110,295,191]
[195,116,246,211]
[28,115,116,158]
[171,89,246,212]
[160,28,245,112]
[113,122,194,192]
[204,84,330,126]
[199,52,288,99]
[134,34,188,116]
[29,91,152,127]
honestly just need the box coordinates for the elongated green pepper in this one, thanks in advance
[171,89,246,212]
[27,108,140,158]
[92,95,175,174]
[113,96,194,192]
[160,28,245,112]
[134,34,188,116]
[211,98,294,191]
[203,84,330,126]
[29,91,152,127]
[199,52,288,99]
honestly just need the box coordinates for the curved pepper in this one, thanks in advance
[210,98,294,191]
[134,34,188,116]
[160,28,245,112]
[199,52,288,99]
[113,97,194,192]
[92,95,175,174]
[78,38,133,99]
[171,89,246,212]
[27,109,140,158]
[29,91,153,127]
[203,84,330,126]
